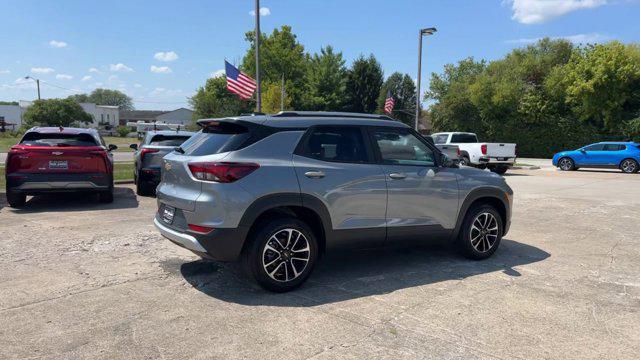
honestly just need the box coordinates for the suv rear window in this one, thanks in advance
[20,132,98,147]
[181,122,251,156]
[450,133,478,143]
[149,135,191,147]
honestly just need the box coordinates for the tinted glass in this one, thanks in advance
[149,135,192,147]
[181,122,250,156]
[373,129,435,166]
[584,144,605,151]
[303,127,368,163]
[603,144,624,151]
[450,133,478,143]
[433,134,449,144]
[20,132,98,147]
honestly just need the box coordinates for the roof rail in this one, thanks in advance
[272,111,394,121]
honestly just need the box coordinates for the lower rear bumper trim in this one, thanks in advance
[154,217,207,253]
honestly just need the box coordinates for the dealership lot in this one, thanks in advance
[1,168,639,359]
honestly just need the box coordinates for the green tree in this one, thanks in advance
[242,26,308,109]
[189,76,254,119]
[0,101,19,105]
[304,46,347,111]
[377,72,417,126]
[261,81,293,114]
[68,88,134,110]
[345,54,383,113]
[23,99,92,127]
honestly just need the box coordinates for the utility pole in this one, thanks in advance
[255,0,262,112]
[415,27,437,131]
[25,76,41,100]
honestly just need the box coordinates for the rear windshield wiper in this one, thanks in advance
[174,146,185,154]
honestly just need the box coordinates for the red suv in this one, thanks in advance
[5,127,117,207]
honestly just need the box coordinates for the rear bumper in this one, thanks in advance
[478,157,516,165]
[139,167,161,184]
[6,173,112,193]
[154,212,247,262]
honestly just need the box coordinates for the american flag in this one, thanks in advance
[225,61,257,100]
[384,91,395,114]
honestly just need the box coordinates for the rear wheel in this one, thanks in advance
[136,180,153,196]
[620,158,639,173]
[459,155,470,167]
[243,217,318,292]
[6,191,26,208]
[489,165,509,175]
[457,204,503,260]
[558,157,575,171]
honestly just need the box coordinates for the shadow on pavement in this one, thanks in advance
[177,239,550,306]
[2,186,139,213]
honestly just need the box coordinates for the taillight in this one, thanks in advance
[140,148,159,161]
[6,148,26,174]
[188,162,259,183]
[481,144,487,155]
[89,149,110,173]
[456,148,461,156]
[188,224,214,234]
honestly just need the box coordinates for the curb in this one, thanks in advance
[511,165,541,170]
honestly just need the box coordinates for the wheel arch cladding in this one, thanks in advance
[453,187,509,239]
[238,193,332,255]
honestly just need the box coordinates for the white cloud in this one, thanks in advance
[150,65,172,74]
[210,69,225,78]
[154,51,179,62]
[508,0,608,24]
[249,7,271,16]
[506,32,611,44]
[149,87,183,97]
[31,67,55,74]
[133,83,143,88]
[109,63,133,72]
[49,40,68,48]
[0,69,10,74]
[81,75,92,82]
[88,67,100,73]
[56,74,73,80]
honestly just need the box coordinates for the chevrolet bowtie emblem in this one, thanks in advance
[164,162,172,171]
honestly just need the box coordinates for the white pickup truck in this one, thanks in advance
[431,132,517,174]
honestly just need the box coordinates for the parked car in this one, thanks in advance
[130,130,195,195]
[552,142,640,173]
[153,111,513,292]
[4,127,117,207]
[422,134,460,163]
[431,132,516,174]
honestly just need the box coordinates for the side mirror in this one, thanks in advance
[108,144,118,151]
[129,143,138,150]
[579,148,586,153]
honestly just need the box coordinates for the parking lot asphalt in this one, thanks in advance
[1,168,639,359]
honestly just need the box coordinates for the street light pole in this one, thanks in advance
[255,0,262,113]
[415,27,437,131]
[25,76,41,100]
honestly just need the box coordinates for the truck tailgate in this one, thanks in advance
[486,143,516,158]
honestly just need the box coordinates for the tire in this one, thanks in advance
[619,158,639,174]
[457,204,503,260]
[459,156,470,167]
[557,157,575,171]
[242,217,319,292]
[490,166,509,175]
[136,181,153,196]
[6,191,26,208]
[98,187,114,203]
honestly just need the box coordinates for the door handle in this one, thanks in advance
[389,172,407,180]
[305,170,325,179]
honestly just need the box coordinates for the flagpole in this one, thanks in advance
[255,0,262,113]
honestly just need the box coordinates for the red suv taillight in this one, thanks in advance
[188,162,259,183]
[481,144,487,155]
[140,148,159,161]
[5,148,26,174]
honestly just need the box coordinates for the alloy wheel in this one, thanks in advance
[559,158,573,171]
[470,212,499,253]
[621,159,637,173]
[262,228,311,282]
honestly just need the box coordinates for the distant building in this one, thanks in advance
[119,108,194,126]
[0,104,23,130]
[15,101,120,129]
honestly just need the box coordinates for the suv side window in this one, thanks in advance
[300,126,369,163]
[604,144,624,151]
[371,128,436,166]
[433,134,449,144]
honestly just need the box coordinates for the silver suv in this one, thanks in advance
[154,112,513,292]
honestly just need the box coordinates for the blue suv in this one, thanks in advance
[553,142,640,173]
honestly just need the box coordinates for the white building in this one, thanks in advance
[119,108,194,126]
[13,101,120,129]
[0,104,23,130]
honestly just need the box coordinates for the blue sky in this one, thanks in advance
[0,0,638,110]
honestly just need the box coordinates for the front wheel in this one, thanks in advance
[558,157,575,171]
[243,218,318,292]
[620,158,639,173]
[457,205,503,260]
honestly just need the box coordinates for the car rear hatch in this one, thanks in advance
[141,134,194,168]
[156,120,257,212]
